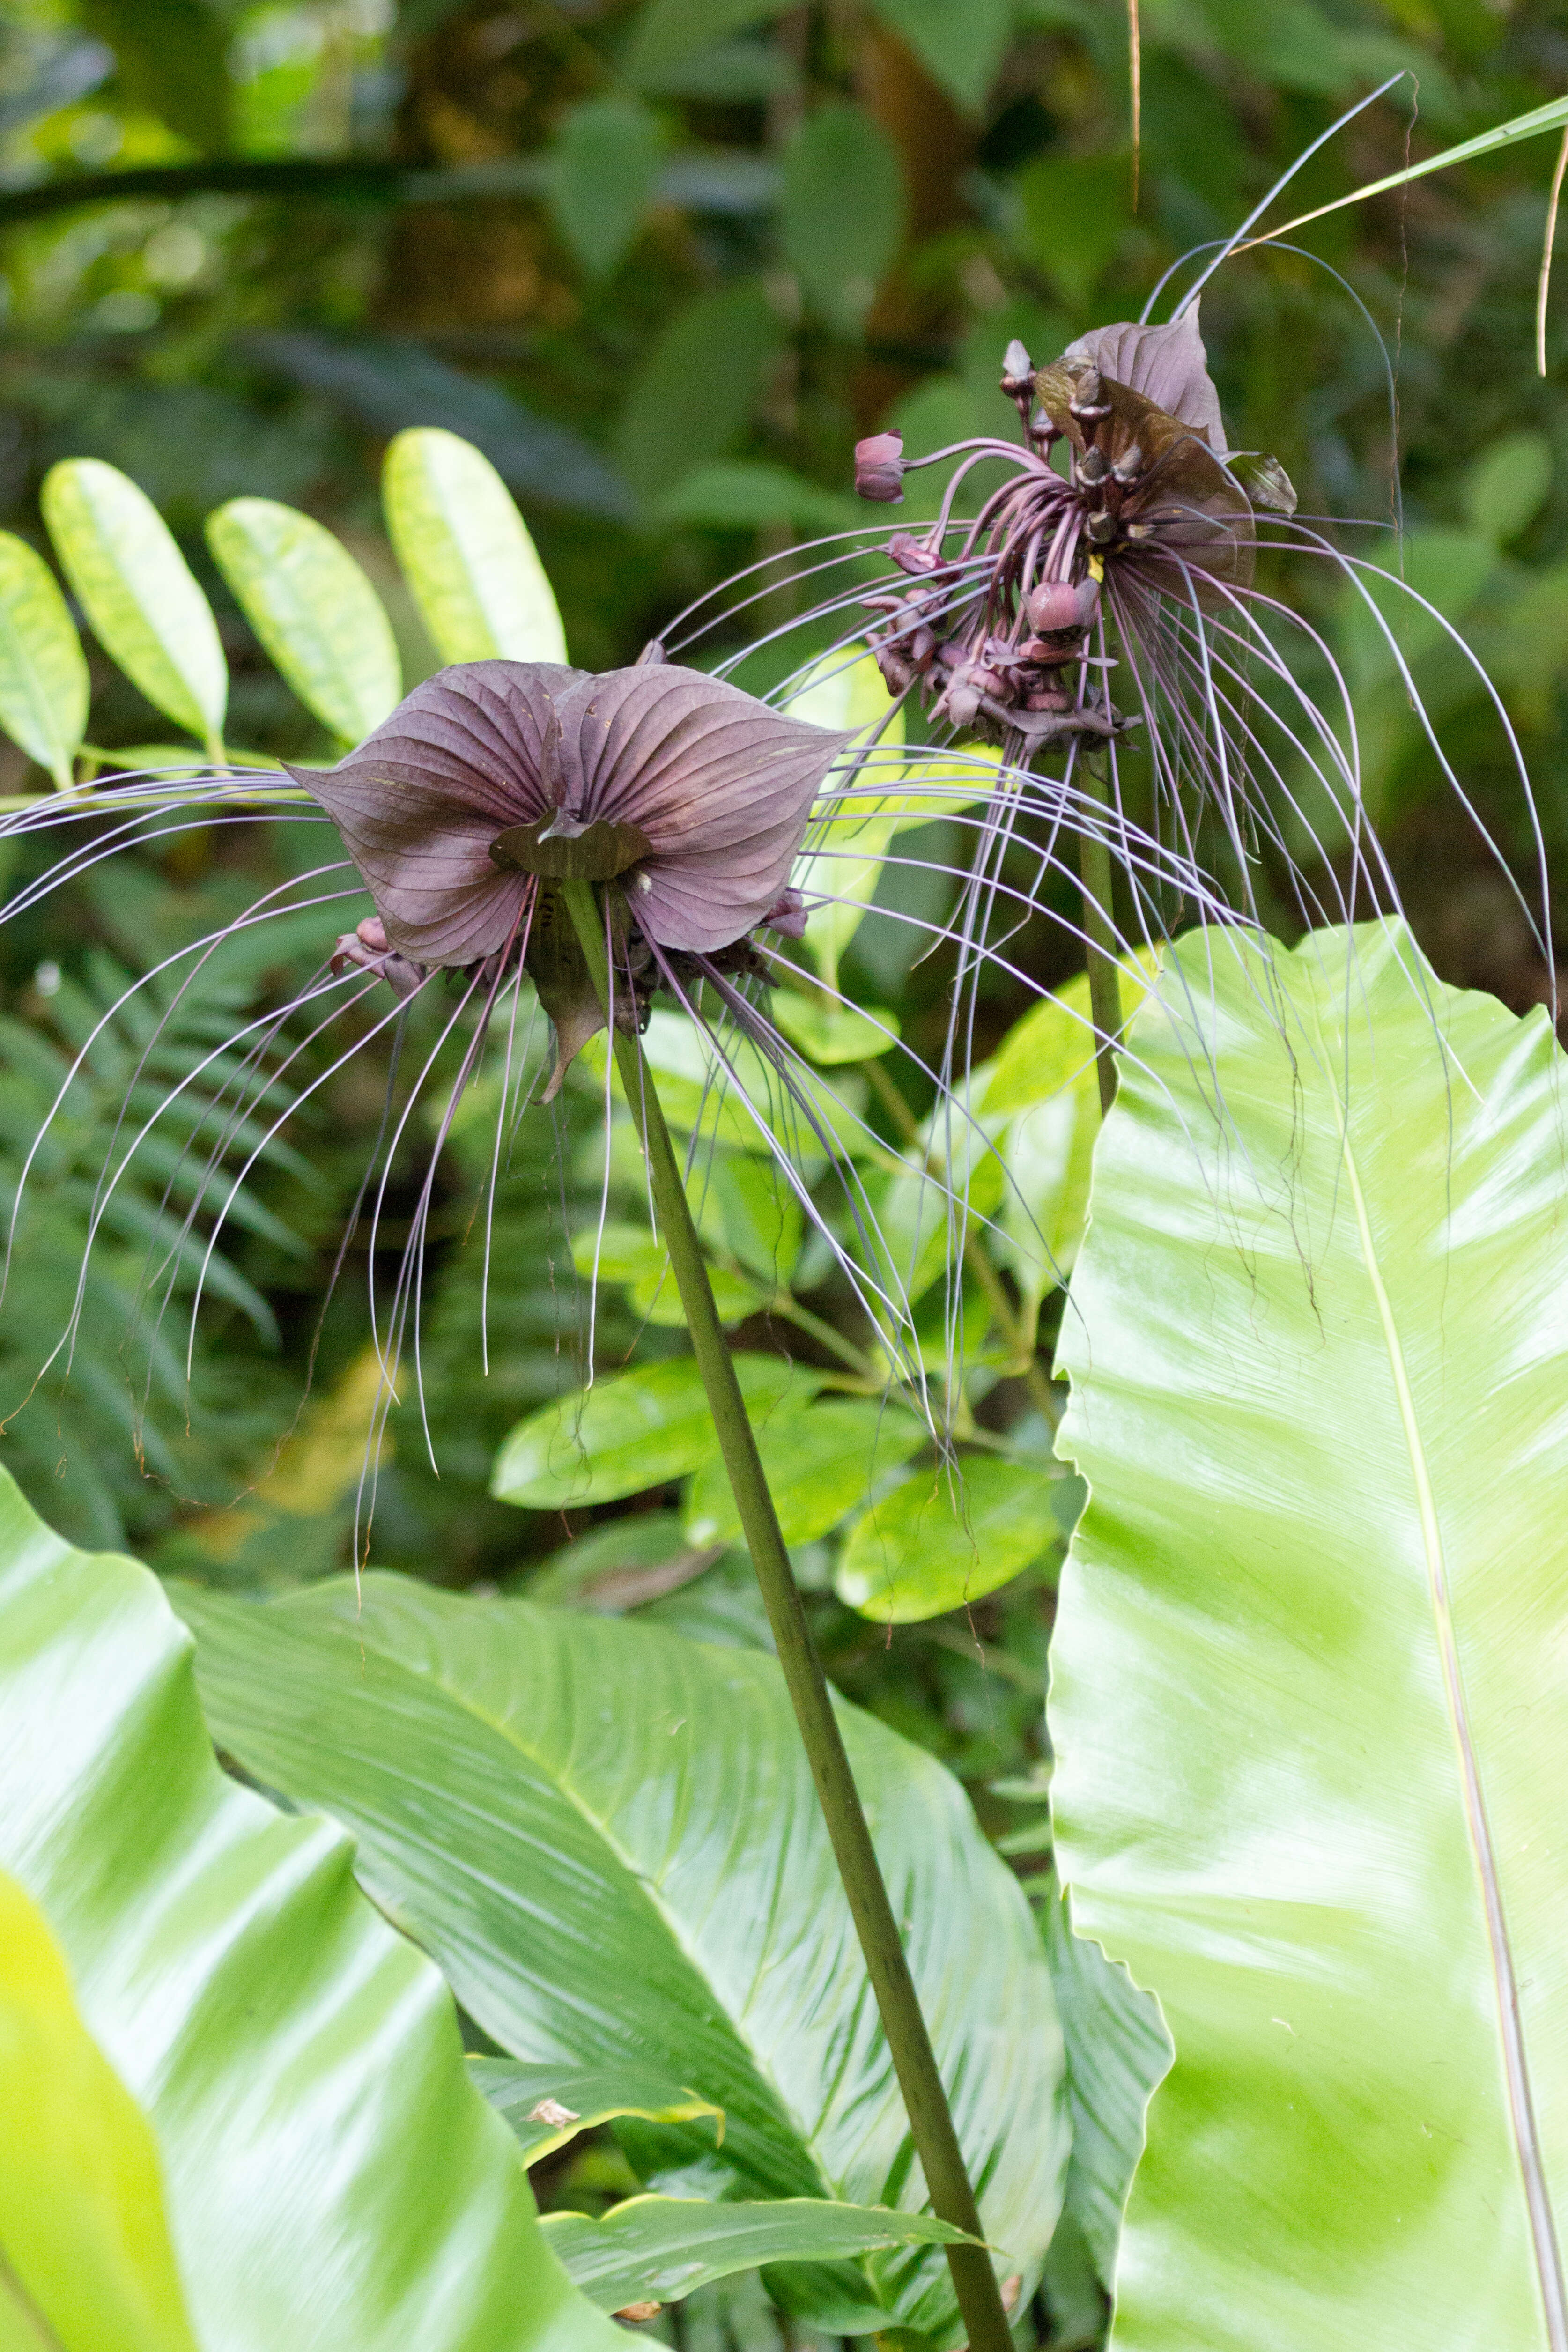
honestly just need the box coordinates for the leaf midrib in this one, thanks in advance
[320,1610,842,2206]
[1337,1102,1568,2351]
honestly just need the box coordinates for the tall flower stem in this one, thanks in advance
[1078,759,1124,1116]
[561,880,1014,2352]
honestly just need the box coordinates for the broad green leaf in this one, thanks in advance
[837,1457,1057,1622]
[1016,151,1132,310]
[1050,918,1568,2350]
[869,0,1010,112]
[615,284,784,503]
[682,1396,926,1548]
[542,2196,974,2313]
[0,1468,622,2352]
[0,1867,199,2352]
[0,532,89,787]
[569,1222,766,1328]
[79,0,230,152]
[525,1514,720,1613]
[383,427,568,665]
[781,103,905,333]
[41,460,227,755]
[1037,1881,1169,2332]
[784,645,906,988]
[205,497,401,747]
[491,1353,814,1508]
[1465,431,1553,546]
[176,1576,1068,2344]
[470,2060,723,2164]
[623,0,791,80]
[547,97,665,278]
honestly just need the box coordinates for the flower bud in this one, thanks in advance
[762,888,808,938]
[855,432,906,503]
[888,532,946,576]
[1025,578,1096,636]
[1000,339,1034,399]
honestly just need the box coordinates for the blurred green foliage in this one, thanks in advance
[0,3,1566,2112]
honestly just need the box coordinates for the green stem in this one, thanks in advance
[1078,762,1124,1118]
[561,882,1013,2352]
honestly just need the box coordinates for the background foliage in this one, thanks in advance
[1,7,1567,2342]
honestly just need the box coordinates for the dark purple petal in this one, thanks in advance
[547,664,851,954]
[1059,308,1226,451]
[288,660,584,963]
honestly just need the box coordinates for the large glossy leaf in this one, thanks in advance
[206,497,401,747]
[41,459,227,755]
[0,1468,623,2352]
[1050,919,1568,2350]
[0,1866,199,2352]
[0,530,89,787]
[175,1574,1068,2343]
[542,2196,972,2313]
[383,429,568,665]
[681,1394,925,1548]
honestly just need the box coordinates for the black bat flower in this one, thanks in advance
[301,657,851,1095]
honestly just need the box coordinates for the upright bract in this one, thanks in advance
[1050,921,1568,2351]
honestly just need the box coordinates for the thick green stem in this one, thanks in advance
[1078,764,1124,1118]
[561,881,1014,2352]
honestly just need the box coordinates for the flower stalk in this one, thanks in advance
[560,876,1015,2352]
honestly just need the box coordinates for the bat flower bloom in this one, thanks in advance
[295,657,851,1095]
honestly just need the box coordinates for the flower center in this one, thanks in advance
[490,810,653,882]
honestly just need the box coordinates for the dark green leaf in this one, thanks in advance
[781,103,905,332]
[615,285,785,503]
[547,97,666,279]
[869,0,1011,112]
[80,0,229,153]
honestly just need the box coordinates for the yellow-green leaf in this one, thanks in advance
[836,1456,1057,1621]
[206,498,401,748]
[0,1868,199,2352]
[383,428,567,665]
[41,459,226,754]
[0,533,89,787]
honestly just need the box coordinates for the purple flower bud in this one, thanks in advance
[762,888,808,938]
[1025,577,1099,637]
[888,532,946,576]
[855,432,906,503]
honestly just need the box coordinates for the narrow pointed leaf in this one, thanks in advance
[0,1867,199,2352]
[383,429,567,665]
[0,1467,624,2352]
[0,531,89,786]
[206,496,401,747]
[1050,920,1568,2351]
[41,459,227,753]
[542,2196,976,2313]
[175,1574,1068,2345]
